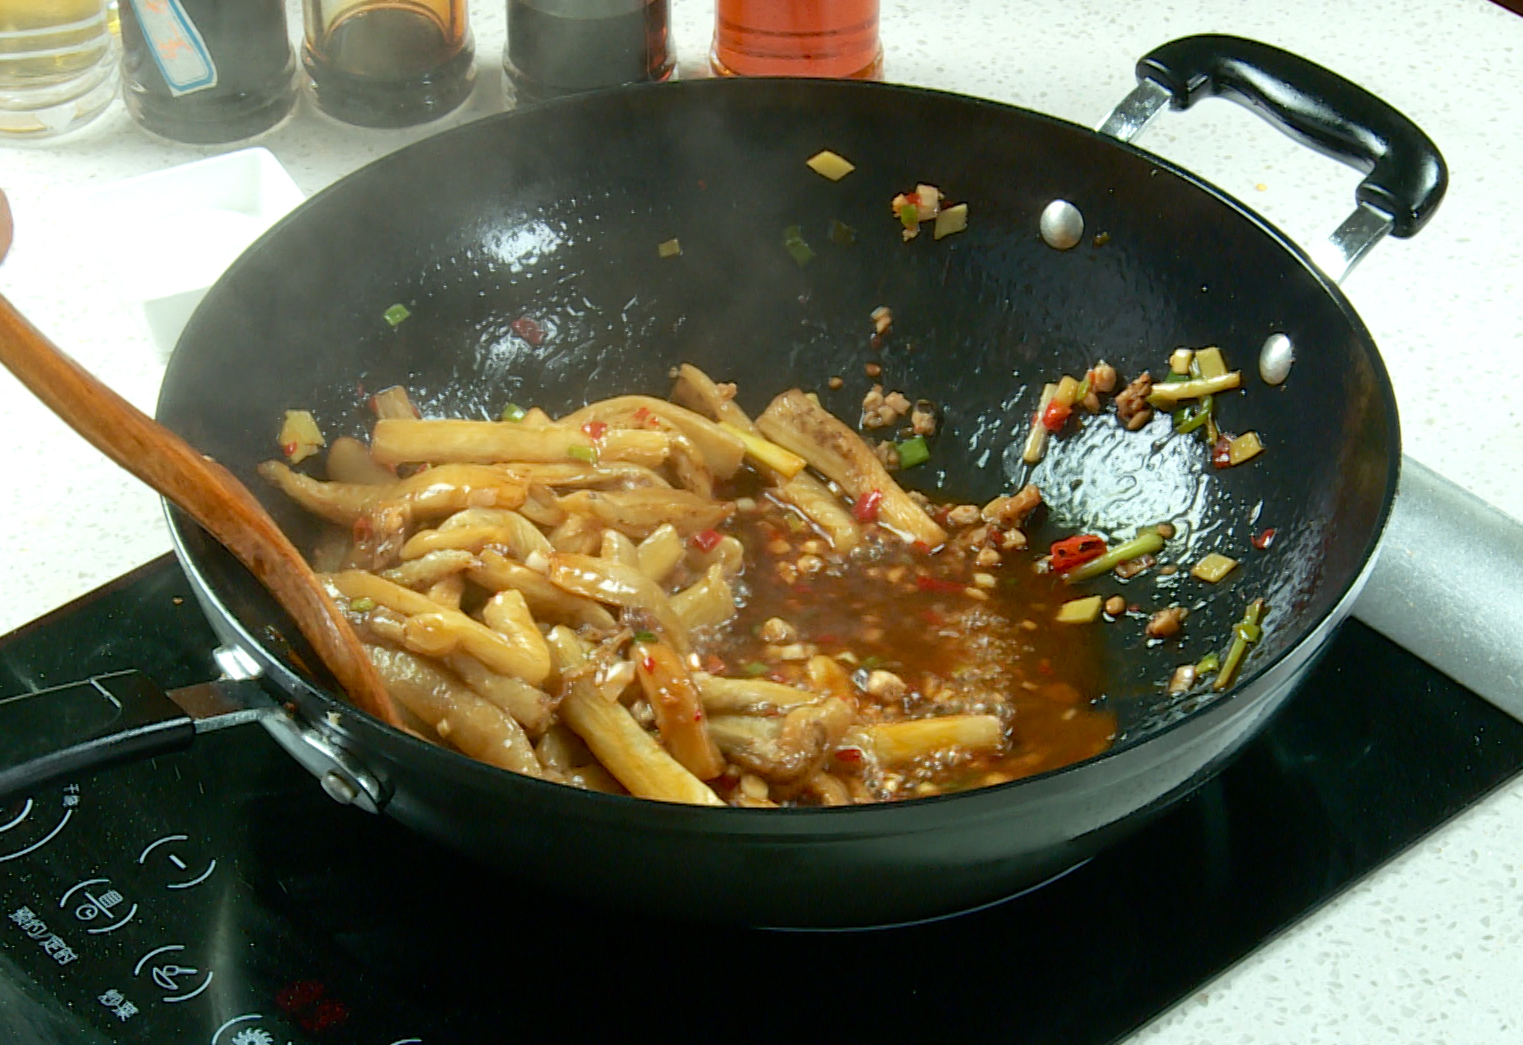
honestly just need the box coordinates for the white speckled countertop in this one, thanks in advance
[3,2,1522,1041]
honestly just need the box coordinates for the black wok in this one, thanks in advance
[0,36,1445,926]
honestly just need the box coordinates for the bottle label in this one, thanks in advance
[126,0,218,97]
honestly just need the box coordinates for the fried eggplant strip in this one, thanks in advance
[557,488,733,540]
[259,460,526,525]
[366,645,545,778]
[548,627,723,806]
[756,390,946,547]
[370,419,670,469]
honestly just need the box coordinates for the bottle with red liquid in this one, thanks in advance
[711,0,882,80]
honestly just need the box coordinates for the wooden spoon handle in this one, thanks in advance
[0,294,402,729]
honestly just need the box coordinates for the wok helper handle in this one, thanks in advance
[1354,458,1523,724]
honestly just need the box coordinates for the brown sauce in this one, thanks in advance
[695,471,1116,801]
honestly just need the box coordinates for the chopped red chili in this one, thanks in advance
[281,442,298,457]
[1211,435,1234,468]
[835,747,863,763]
[1049,534,1107,572]
[916,575,966,594]
[581,420,608,441]
[691,528,723,552]
[631,406,655,426]
[911,540,933,555]
[1251,527,1278,550]
[1041,400,1073,433]
[510,316,545,346]
[703,655,727,675]
[853,488,884,522]
[639,655,656,673]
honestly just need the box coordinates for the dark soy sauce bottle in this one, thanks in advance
[504,0,673,105]
[120,0,296,144]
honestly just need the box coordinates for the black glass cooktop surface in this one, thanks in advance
[3,555,1521,1045]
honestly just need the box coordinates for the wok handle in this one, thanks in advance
[0,672,267,799]
[0,673,192,798]
[1133,35,1447,239]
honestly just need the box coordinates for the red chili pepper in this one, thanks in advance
[691,528,723,552]
[693,710,704,722]
[581,420,608,441]
[510,316,545,346]
[276,981,326,1013]
[904,192,920,207]
[835,747,863,763]
[1212,435,1234,468]
[632,406,655,427]
[351,517,373,540]
[853,488,884,523]
[301,999,351,1034]
[1251,527,1278,550]
[703,655,727,675]
[639,655,656,673]
[1049,534,1107,572]
[911,540,932,555]
[1041,399,1073,433]
[916,575,966,594]
[281,442,298,458]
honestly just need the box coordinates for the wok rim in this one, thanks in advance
[161,75,1402,819]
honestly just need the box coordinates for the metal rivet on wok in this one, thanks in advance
[1040,200,1084,250]
[321,770,360,805]
[1260,333,1295,385]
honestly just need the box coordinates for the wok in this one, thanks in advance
[0,36,1445,926]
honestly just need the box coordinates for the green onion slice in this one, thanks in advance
[895,435,931,468]
[383,303,411,326]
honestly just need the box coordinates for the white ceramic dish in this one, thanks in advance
[82,148,305,358]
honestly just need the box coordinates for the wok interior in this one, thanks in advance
[160,79,1395,759]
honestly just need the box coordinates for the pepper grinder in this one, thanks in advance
[503,0,674,106]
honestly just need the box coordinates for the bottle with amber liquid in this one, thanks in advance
[302,0,474,128]
[120,0,296,143]
[711,0,881,80]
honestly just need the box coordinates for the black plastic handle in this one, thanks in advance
[1137,35,1447,237]
[0,672,194,799]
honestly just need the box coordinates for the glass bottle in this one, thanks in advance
[712,0,882,80]
[0,0,117,139]
[119,0,296,144]
[504,0,672,105]
[302,0,475,128]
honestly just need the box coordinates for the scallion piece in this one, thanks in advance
[784,225,815,266]
[383,303,411,326]
[743,661,769,676]
[633,630,657,643]
[860,654,884,671]
[1064,528,1168,582]
[566,444,598,464]
[1175,395,1214,435]
[349,597,377,613]
[895,435,930,468]
[500,403,527,423]
[896,201,920,230]
[657,238,682,258]
[1195,651,1221,675]
[1213,598,1266,692]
